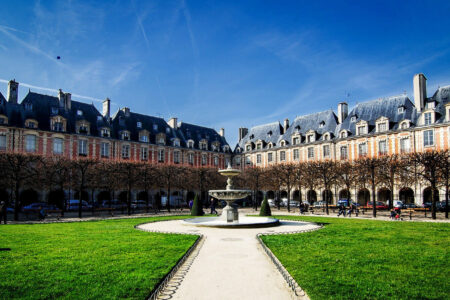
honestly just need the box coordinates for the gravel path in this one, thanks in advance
[137,219,320,300]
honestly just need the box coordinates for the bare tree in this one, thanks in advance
[438,150,449,219]
[71,158,98,218]
[241,166,265,210]
[303,162,319,206]
[336,161,358,204]
[312,160,338,215]
[356,157,382,218]
[293,162,306,204]
[378,154,402,209]
[408,150,447,219]
[277,163,297,212]
[158,164,181,212]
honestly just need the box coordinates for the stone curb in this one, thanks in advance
[256,222,324,300]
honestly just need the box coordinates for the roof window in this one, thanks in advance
[137,121,142,128]
[77,110,83,116]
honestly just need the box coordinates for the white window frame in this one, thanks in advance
[378,140,387,155]
[293,149,299,160]
[122,144,130,159]
[158,149,165,162]
[358,142,368,157]
[400,137,410,153]
[53,138,63,155]
[0,135,6,150]
[141,147,148,161]
[214,156,219,166]
[423,130,434,147]
[268,152,273,162]
[188,153,194,164]
[280,151,286,161]
[101,142,110,157]
[202,154,207,165]
[424,112,432,125]
[323,144,330,158]
[25,135,36,153]
[174,151,180,163]
[256,154,261,164]
[78,140,88,156]
[307,147,314,159]
[340,145,348,160]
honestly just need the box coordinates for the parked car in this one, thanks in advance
[422,202,432,208]
[102,200,126,209]
[131,200,149,209]
[437,201,448,212]
[403,203,417,209]
[337,199,350,207]
[161,196,183,207]
[314,201,326,208]
[67,200,91,211]
[281,198,300,207]
[268,199,276,207]
[393,201,404,208]
[367,201,388,209]
[23,203,57,212]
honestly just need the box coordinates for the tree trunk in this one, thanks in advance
[167,184,171,212]
[127,185,132,216]
[431,184,437,220]
[372,184,376,218]
[14,181,20,221]
[445,185,448,219]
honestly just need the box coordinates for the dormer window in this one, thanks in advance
[97,116,102,121]
[256,143,262,150]
[0,117,6,125]
[295,125,301,132]
[223,145,230,152]
[323,133,330,141]
[306,134,314,143]
[351,116,356,122]
[26,120,37,129]
[424,112,432,125]
[52,121,64,132]
[101,128,110,138]
[166,127,170,134]
[153,124,158,131]
[292,137,300,145]
[157,134,165,145]
[77,110,83,116]
[268,143,272,149]
[188,140,194,148]
[426,101,435,109]
[280,141,285,147]
[246,145,251,151]
[140,135,148,143]
[250,134,254,140]
[79,125,88,134]
[121,131,130,140]
[340,131,348,138]
[200,142,208,150]
[267,131,272,137]
[173,139,180,147]
[25,103,33,111]
[357,126,367,135]
[377,122,387,132]
[400,121,410,129]
[51,107,58,114]
[398,106,405,114]
[137,122,142,128]
[319,121,325,128]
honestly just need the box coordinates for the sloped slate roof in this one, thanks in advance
[238,121,283,149]
[335,95,416,136]
[425,85,450,124]
[178,122,228,149]
[282,110,338,141]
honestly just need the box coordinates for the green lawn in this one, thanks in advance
[261,216,450,300]
[0,216,197,299]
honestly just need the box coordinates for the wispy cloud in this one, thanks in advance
[181,0,199,58]
[131,0,151,51]
[111,63,140,86]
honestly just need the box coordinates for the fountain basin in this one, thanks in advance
[209,189,252,201]
[183,216,280,228]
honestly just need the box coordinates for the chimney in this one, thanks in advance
[64,93,71,110]
[102,98,111,119]
[219,128,225,137]
[284,118,289,132]
[7,79,19,104]
[238,127,248,142]
[337,102,348,124]
[122,107,130,117]
[413,73,427,112]
[58,89,65,108]
[168,117,178,129]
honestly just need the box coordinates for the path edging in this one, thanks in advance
[135,222,204,300]
[256,222,324,299]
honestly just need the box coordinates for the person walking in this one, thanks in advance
[210,198,218,215]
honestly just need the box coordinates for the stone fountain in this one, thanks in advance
[184,164,279,228]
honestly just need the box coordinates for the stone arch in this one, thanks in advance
[20,189,39,206]
[357,189,370,206]
[339,189,350,200]
[307,190,317,205]
[280,190,288,199]
[267,191,275,200]
[137,191,148,201]
[377,188,391,204]
[322,189,333,204]
[97,191,111,203]
[423,187,439,204]
[399,188,414,204]
[118,191,128,203]
[74,190,89,201]
[293,190,301,202]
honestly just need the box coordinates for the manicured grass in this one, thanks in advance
[261,216,450,300]
[0,216,197,299]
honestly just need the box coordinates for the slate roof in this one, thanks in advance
[237,121,283,149]
[335,95,417,136]
[422,85,450,125]
[283,110,338,141]
[177,122,229,151]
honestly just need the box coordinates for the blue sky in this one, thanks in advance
[1,0,450,145]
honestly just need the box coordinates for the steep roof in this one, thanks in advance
[177,122,229,149]
[283,110,338,140]
[238,121,283,149]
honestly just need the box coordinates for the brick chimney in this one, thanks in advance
[413,73,427,112]
[219,128,225,137]
[284,118,289,133]
[103,98,111,119]
[7,79,18,104]
[65,93,71,110]
[238,127,248,142]
[168,117,178,129]
[337,102,348,124]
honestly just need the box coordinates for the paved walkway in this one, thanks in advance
[138,219,320,300]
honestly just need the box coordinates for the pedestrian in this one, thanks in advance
[390,209,396,220]
[38,206,46,221]
[299,203,305,214]
[210,198,218,215]
[347,205,352,217]
[189,199,193,209]
[337,204,346,217]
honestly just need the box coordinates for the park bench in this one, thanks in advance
[413,207,430,217]
[403,209,415,220]
[93,208,115,217]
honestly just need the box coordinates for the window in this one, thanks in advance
[27,121,36,128]
[25,103,32,111]
[357,126,367,135]
[78,140,87,156]
[188,153,194,165]
[153,124,158,131]
[53,122,64,132]
[246,145,251,151]
[79,124,88,134]
[76,110,83,116]
[245,156,251,165]
[351,116,356,122]
[101,128,110,137]
[174,151,180,163]
[340,146,348,160]
[340,131,347,138]
[426,101,435,109]
[358,142,367,157]
[51,107,58,114]
[319,121,325,128]
[280,141,285,147]
[268,143,272,149]
[398,107,404,114]
[121,132,129,140]
[400,122,409,129]
[0,118,5,125]
[400,138,410,153]
[141,147,148,161]
[293,149,299,160]
[140,135,148,143]
[173,139,180,147]
[0,135,6,150]
[256,143,261,150]
[323,145,330,157]
[137,121,142,128]
[214,156,219,166]
[201,143,207,150]
[256,154,261,164]
[306,135,314,143]
[423,130,434,147]
[97,116,102,121]
[25,135,36,152]
[235,156,241,165]
[379,140,387,155]
[188,141,194,148]
[158,137,165,144]
[202,154,207,165]
[53,138,63,154]
[424,112,432,125]
[101,142,110,157]
[268,152,273,162]
[307,147,314,159]
[158,149,164,162]
[293,137,300,145]
[378,123,387,132]
[122,145,130,159]
[323,134,330,141]
[280,151,286,161]
[166,127,170,134]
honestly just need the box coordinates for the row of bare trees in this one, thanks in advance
[236,150,449,219]
[0,153,225,223]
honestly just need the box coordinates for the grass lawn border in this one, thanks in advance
[256,218,324,299]
[134,220,203,299]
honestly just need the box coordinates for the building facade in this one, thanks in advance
[0,80,232,168]
[233,74,450,205]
